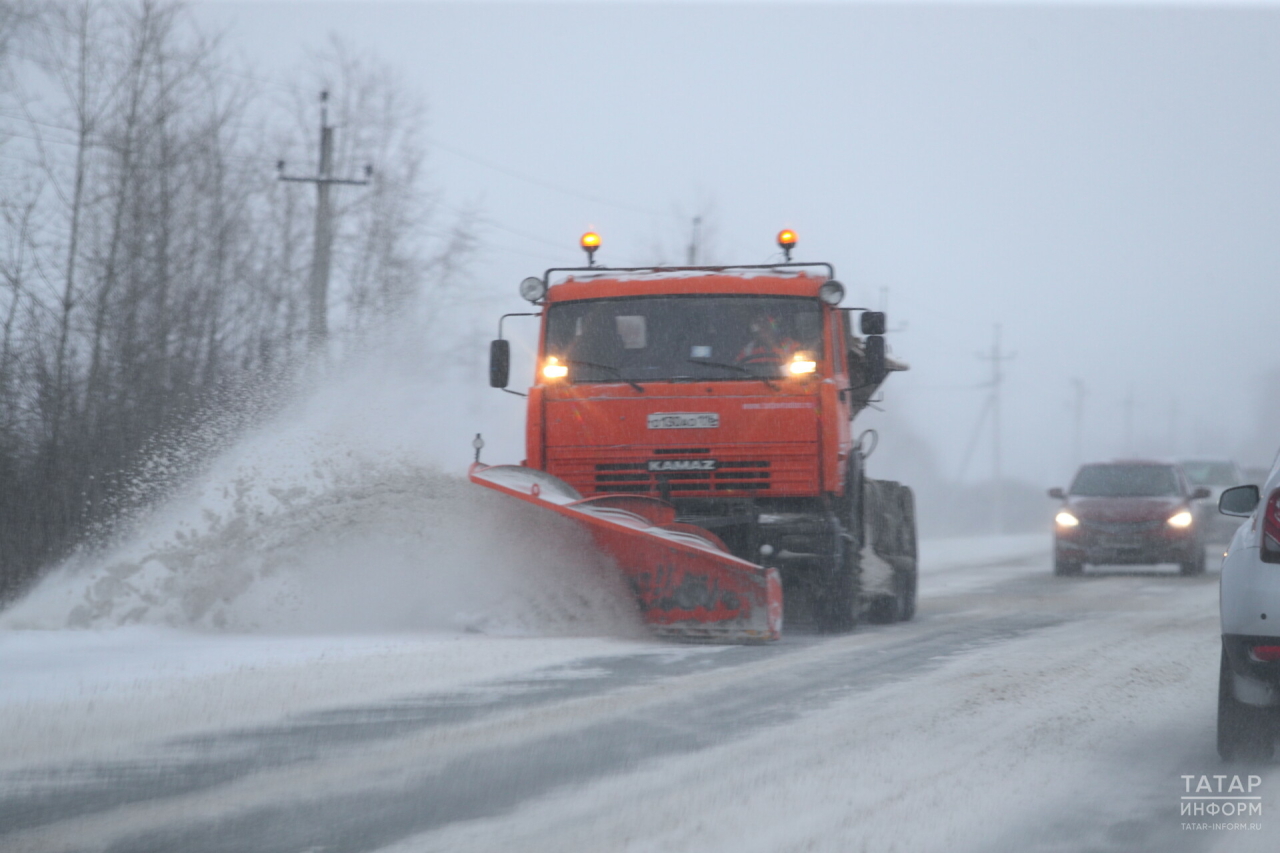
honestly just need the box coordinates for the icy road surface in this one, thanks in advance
[1,536,1276,853]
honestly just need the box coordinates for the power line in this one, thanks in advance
[473,214,567,252]
[427,136,677,220]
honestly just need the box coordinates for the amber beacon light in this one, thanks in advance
[581,231,601,266]
[777,229,797,261]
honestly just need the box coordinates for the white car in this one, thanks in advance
[1217,454,1280,760]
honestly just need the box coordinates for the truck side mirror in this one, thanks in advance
[861,311,886,335]
[1219,484,1260,517]
[1048,487,1065,499]
[489,339,510,389]
[864,335,887,386]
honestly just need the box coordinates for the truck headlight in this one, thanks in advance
[788,353,817,375]
[520,276,547,303]
[542,356,568,379]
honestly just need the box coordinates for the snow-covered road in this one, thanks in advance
[2,535,1275,853]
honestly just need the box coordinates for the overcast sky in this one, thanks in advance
[198,1,1280,485]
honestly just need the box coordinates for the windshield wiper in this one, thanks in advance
[566,359,644,393]
[686,359,778,391]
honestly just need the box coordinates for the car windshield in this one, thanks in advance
[543,295,823,383]
[1069,464,1180,497]
[1180,461,1239,486]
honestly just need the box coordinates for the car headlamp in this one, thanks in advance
[1055,511,1079,528]
[1167,510,1194,528]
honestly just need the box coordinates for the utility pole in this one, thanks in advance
[686,215,702,265]
[976,324,1016,534]
[278,91,371,356]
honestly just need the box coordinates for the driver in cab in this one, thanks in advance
[736,314,802,372]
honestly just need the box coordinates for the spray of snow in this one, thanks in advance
[0,350,641,638]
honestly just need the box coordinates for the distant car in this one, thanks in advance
[1048,460,1210,576]
[1180,459,1245,544]
[1216,454,1280,760]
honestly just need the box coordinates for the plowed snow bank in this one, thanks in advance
[1,360,640,638]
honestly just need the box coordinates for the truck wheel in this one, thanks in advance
[866,485,918,624]
[1218,647,1275,761]
[815,517,860,633]
[864,593,900,625]
[898,565,917,622]
[897,486,918,622]
[816,562,860,632]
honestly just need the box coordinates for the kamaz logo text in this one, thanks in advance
[648,460,717,472]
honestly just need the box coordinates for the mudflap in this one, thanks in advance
[470,464,782,643]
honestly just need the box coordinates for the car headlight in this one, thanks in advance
[1055,511,1079,528]
[1167,510,1194,528]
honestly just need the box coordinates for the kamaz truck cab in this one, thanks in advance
[488,231,917,632]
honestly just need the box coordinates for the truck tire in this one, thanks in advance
[863,480,918,624]
[815,460,864,633]
[815,521,860,633]
[897,486,918,622]
[1218,647,1275,761]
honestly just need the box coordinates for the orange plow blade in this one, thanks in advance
[470,464,782,642]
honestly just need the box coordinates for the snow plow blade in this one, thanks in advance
[470,464,782,643]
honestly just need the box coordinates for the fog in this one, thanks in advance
[194,0,1280,517]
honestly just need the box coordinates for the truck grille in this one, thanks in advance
[594,459,771,493]
[547,445,818,497]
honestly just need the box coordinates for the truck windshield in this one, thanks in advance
[1069,465,1180,497]
[544,295,823,383]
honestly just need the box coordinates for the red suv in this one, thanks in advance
[1048,461,1210,576]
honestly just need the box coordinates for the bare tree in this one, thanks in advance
[0,3,479,601]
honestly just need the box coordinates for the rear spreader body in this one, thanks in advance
[480,255,918,642]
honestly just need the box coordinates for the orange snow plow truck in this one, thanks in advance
[473,231,917,642]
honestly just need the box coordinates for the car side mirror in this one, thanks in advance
[489,339,510,389]
[861,311,886,335]
[864,335,887,385]
[1048,487,1065,500]
[1219,484,1260,517]
[1190,486,1211,501]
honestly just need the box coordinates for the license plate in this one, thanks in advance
[647,412,719,429]
[648,459,717,472]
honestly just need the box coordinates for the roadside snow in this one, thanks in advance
[919,531,1049,594]
[0,533,1043,774]
[375,571,1254,853]
[0,629,659,773]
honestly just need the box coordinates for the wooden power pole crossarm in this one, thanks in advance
[277,91,371,356]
